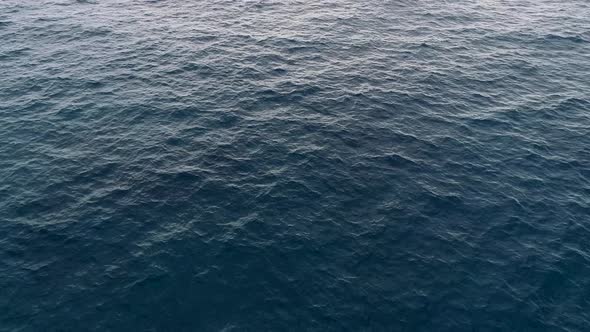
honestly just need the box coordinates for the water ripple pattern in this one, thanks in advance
[1,0,590,331]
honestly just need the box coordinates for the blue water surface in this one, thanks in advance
[1,0,590,331]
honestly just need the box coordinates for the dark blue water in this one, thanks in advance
[1,0,590,330]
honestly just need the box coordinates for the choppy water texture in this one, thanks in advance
[1,0,590,331]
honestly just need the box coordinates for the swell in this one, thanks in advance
[1,0,590,331]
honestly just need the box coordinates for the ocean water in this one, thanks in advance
[1,0,590,330]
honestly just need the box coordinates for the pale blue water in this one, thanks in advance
[1,0,590,331]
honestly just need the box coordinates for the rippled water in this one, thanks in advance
[1,0,590,330]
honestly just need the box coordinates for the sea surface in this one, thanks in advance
[1,0,590,331]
